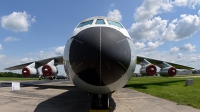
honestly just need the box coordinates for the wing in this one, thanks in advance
[136,55,194,69]
[4,56,63,70]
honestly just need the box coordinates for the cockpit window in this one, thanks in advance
[107,20,123,28]
[77,20,93,28]
[95,19,105,24]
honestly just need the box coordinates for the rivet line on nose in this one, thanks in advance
[100,27,101,86]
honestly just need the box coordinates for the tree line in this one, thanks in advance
[0,72,37,78]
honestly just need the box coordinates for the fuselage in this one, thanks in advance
[63,16,136,94]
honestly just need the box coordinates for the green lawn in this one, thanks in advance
[0,77,38,81]
[126,76,200,109]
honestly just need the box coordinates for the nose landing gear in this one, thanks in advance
[91,94,109,110]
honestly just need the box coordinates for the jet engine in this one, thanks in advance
[140,64,157,76]
[42,64,58,76]
[159,67,177,77]
[22,66,39,77]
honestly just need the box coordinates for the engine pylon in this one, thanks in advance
[140,59,157,76]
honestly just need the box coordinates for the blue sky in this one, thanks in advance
[0,0,200,74]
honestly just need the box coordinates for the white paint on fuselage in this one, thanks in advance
[63,16,136,94]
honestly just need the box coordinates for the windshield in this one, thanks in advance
[77,20,93,28]
[107,20,123,28]
[95,19,105,24]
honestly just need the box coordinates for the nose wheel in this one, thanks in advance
[91,94,109,109]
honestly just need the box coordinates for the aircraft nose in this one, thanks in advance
[69,27,131,86]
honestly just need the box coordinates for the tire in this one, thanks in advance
[91,94,98,109]
[102,94,109,109]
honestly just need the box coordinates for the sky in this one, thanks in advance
[0,0,200,74]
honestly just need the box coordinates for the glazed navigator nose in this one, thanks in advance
[69,27,131,86]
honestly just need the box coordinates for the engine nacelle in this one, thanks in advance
[140,64,157,76]
[159,67,177,77]
[42,64,58,76]
[22,67,39,77]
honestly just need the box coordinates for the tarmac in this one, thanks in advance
[0,80,199,112]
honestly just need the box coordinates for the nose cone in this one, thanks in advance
[69,27,131,86]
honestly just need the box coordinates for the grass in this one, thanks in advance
[126,76,200,109]
[0,77,38,81]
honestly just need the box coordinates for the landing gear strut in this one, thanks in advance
[91,94,109,109]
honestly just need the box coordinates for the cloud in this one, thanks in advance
[129,14,200,46]
[170,47,179,54]
[107,9,122,21]
[129,17,168,42]
[135,42,146,50]
[177,53,183,59]
[20,58,33,63]
[173,0,200,9]
[55,46,65,55]
[39,51,43,54]
[161,14,200,41]
[198,10,200,16]
[134,0,173,22]
[180,43,196,52]
[170,43,196,54]
[1,11,36,32]
[4,37,20,43]
[175,14,200,40]
[145,41,162,50]
[0,44,2,50]
[129,0,200,50]
[39,51,44,58]
[190,56,198,62]
[134,0,200,22]
[111,3,115,7]
[31,16,36,23]
[0,55,5,59]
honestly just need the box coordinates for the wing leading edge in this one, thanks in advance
[4,56,63,70]
[136,55,195,69]
[4,55,194,70]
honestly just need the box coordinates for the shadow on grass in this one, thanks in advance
[125,80,185,89]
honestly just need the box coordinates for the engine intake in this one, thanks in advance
[42,64,58,76]
[159,67,177,77]
[140,64,157,76]
[22,67,39,77]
